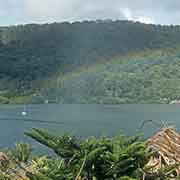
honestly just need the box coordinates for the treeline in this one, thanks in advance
[1,21,180,96]
[34,48,180,104]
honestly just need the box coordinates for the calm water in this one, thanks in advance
[0,104,180,150]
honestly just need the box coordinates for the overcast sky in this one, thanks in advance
[1,0,180,26]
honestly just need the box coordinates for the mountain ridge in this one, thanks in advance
[1,20,180,103]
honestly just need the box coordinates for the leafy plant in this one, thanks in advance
[10,143,31,163]
[25,129,151,180]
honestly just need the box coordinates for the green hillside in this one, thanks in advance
[25,47,180,104]
[1,20,180,103]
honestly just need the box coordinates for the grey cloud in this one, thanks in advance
[1,0,180,25]
[73,1,126,21]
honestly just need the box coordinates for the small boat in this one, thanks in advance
[169,100,180,104]
[21,105,27,116]
[21,111,27,116]
[45,100,49,104]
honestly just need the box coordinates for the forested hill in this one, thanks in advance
[1,20,180,103]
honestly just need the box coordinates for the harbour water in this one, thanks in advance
[0,104,180,150]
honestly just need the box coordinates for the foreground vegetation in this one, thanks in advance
[0,129,180,179]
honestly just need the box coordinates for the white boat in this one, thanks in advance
[21,111,27,116]
[169,100,180,104]
[21,105,27,116]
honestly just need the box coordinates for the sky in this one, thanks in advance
[1,0,180,26]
